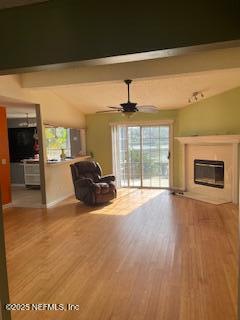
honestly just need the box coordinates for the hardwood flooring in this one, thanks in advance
[3,189,238,320]
[11,186,42,208]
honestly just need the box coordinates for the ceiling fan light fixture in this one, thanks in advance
[188,91,205,104]
[121,111,136,119]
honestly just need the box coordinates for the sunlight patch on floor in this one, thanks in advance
[89,188,166,216]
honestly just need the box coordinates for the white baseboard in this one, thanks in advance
[170,186,185,192]
[2,194,74,209]
[3,203,13,209]
[183,191,229,205]
[45,193,74,208]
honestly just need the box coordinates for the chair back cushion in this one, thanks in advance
[71,161,103,182]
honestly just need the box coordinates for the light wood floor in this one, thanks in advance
[3,189,238,320]
[11,186,42,208]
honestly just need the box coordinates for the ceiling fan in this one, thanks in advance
[96,79,159,115]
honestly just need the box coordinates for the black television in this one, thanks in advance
[8,127,36,162]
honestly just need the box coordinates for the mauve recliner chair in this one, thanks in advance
[70,161,117,205]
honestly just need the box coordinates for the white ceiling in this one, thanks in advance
[45,68,240,114]
[0,95,36,118]
[4,104,36,118]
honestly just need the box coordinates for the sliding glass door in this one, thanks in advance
[119,126,141,187]
[115,124,170,188]
[142,126,169,188]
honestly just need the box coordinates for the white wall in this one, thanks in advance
[0,75,86,205]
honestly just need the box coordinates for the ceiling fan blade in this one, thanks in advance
[96,110,120,113]
[137,105,159,113]
[107,106,121,109]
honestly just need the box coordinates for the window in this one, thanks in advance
[45,127,71,160]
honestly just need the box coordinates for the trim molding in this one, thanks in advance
[1,39,240,75]
[109,119,174,126]
[175,135,240,144]
[45,193,74,208]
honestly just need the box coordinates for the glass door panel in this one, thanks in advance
[119,126,128,187]
[117,125,170,188]
[142,126,169,188]
[128,126,141,187]
[159,126,170,188]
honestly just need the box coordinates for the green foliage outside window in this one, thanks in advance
[45,127,70,159]
[45,127,68,149]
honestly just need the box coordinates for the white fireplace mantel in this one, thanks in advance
[175,134,240,145]
[175,135,240,204]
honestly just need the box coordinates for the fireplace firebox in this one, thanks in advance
[194,159,224,189]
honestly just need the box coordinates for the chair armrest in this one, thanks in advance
[75,178,102,194]
[99,175,115,183]
[75,178,94,188]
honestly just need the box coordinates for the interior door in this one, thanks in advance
[0,107,11,205]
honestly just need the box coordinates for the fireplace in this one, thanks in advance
[194,159,224,189]
[175,135,240,204]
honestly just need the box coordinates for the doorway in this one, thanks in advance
[112,123,172,188]
[7,105,43,207]
[0,99,46,208]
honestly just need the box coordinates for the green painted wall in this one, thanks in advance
[176,86,240,186]
[86,87,240,188]
[178,86,240,136]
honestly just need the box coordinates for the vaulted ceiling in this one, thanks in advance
[29,68,240,114]
[22,46,240,114]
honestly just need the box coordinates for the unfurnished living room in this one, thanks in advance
[0,1,239,320]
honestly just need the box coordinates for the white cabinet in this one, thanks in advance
[23,160,40,187]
